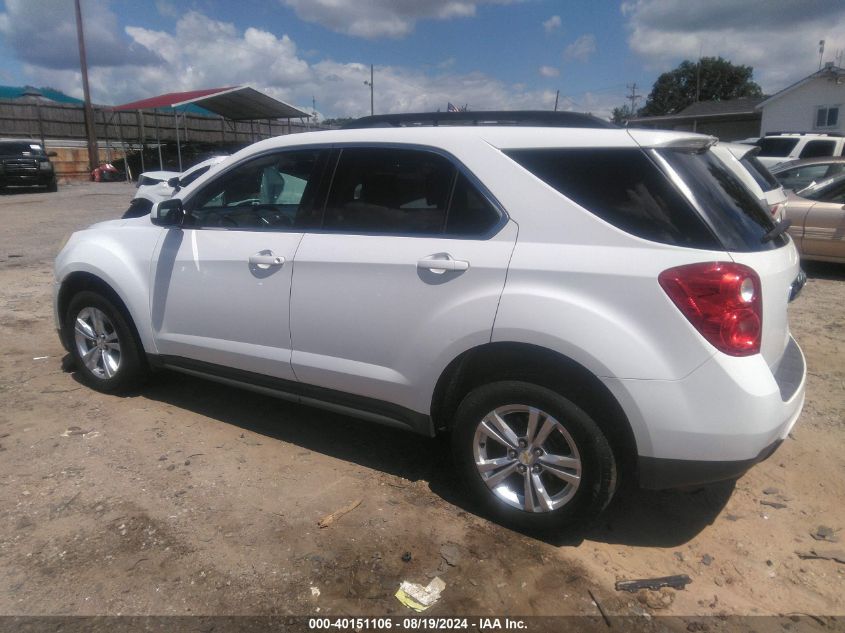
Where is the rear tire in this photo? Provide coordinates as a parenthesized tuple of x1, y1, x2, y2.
(46, 177, 58, 193)
(64, 291, 147, 393)
(451, 381, 617, 531)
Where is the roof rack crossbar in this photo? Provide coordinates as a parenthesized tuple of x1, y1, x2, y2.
(342, 110, 615, 129)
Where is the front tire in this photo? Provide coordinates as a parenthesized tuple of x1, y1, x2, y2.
(64, 291, 147, 393)
(451, 381, 617, 531)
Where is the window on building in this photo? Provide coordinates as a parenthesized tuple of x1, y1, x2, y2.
(815, 105, 840, 129)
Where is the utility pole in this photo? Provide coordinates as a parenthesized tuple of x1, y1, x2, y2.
(74, 0, 99, 172)
(363, 64, 374, 116)
(554, 90, 560, 111)
(626, 83, 641, 115)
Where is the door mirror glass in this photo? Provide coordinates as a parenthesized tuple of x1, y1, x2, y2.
(151, 198, 184, 227)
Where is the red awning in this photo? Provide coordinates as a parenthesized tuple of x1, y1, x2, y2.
(111, 86, 309, 120)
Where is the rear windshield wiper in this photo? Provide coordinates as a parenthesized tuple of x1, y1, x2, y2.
(762, 218, 792, 243)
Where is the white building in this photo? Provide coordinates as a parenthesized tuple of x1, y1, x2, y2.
(758, 63, 845, 135)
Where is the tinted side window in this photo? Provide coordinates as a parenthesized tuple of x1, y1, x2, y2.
(799, 140, 836, 158)
(324, 148, 455, 235)
(179, 165, 211, 187)
(445, 173, 501, 235)
(757, 138, 799, 157)
(188, 150, 324, 230)
(740, 155, 779, 191)
(505, 148, 719, 249)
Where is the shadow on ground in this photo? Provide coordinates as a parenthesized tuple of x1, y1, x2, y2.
(803, 260, 845, 281)
(71, 363, 736, 550)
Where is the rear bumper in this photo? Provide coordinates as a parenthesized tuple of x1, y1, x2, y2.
(637, 438, 784, 489)
(603, 335, 806, 489)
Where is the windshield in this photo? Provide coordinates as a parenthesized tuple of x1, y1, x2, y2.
(0, 142, 46, 156)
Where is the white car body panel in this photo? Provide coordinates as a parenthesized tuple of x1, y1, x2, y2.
(133, 156, 229, 206)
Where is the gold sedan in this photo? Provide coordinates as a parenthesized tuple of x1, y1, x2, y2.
(785, 175, 845, 263)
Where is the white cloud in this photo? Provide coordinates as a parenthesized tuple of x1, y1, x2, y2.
(539, 65, 560, 77)
(14, 9, 569, 118)
(563, 34, 597, 62)
(279, 0, 520, 39)
(543, 15, 561, 33)
(0, 0, 160, 69)
(622, 0, 845, 92)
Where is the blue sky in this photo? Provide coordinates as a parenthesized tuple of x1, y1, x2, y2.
(0, 0, 843, 119)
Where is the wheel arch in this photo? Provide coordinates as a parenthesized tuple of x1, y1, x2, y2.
(431, 341, 638, 479)
(57, 271, 147, 367)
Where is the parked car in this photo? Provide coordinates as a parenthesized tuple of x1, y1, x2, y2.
(125, 155, 229, 217)
(710, 141, 788, 220)
(0, 139, 58, 192)
(53, 111, 806, 530)
(771, 157, 845, 191)
(754, 133, 845, 169)
(784, 173, 845, 263)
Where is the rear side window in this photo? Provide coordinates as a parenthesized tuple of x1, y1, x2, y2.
(757, 138, 799, 157)
(799, 140, 836, 158)
(323, 147, 501, 236)
(505, 148, 719, 249)
(657, 149, 785, 251)
(740, 155, 780, 191)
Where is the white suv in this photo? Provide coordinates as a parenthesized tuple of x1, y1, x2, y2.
(753, 133, 845, 169)
(53, 112, 806, 530)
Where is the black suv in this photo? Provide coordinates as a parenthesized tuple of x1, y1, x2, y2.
(0, 140, 58, 192)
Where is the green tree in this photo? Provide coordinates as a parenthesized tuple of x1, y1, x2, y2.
(640, 57, 763, 117)
(611, 105, 635, 125)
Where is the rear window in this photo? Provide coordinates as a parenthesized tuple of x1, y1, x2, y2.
(740, 155, 780, 191)
(505, 148, 719, 249)
(757, 138, 799, 157)
(506, 147, 784, 252)
(656, 148, 785, 251)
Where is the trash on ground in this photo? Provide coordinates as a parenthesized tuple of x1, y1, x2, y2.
(395, 577, 446, 612)
(60, 427, 93, 437)
(317, 498, 362, 528)
(401, 551, 412, 562)
(795, 548, 845, 564)
(310, 586, 320, 597)
(810, 526, 840, 543)
(615, 574, 691, 592)
(32, 356, 48, 361)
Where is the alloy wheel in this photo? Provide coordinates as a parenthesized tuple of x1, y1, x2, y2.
(73, 306, 122, 380)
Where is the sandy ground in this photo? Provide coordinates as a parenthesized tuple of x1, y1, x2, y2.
(0, 182, 843, 621)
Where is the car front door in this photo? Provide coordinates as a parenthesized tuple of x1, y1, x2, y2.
(150, 148, 329, 380)
(288, 147, 517, 419)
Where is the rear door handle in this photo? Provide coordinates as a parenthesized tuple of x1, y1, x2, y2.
(249, 253, 285, 268)
(417, 254, 470, 273)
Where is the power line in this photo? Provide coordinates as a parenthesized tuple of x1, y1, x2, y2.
(626, 83, 642, 113)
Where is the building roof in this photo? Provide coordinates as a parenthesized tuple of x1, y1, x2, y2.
(112, 86, 310, 120)
(0, 85, 83, 104)
(629, 97, 763, 124)
(758, 64, 845, 109)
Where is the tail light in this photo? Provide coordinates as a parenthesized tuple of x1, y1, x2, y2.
(770, 203, 782, 218)
(659, 262, 762, 356)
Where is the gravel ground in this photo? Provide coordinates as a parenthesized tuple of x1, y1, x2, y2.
(0, 182, 843, 622)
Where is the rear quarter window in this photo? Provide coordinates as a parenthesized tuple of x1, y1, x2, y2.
(799, 140, 836, 158)
(504, 148, 720, 249)
(757, 138, 799, 157)
(740, 155, 780, 192)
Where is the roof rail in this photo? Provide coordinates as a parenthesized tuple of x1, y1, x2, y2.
(764, 131, 845, 137)
(342, 110, 616, 129)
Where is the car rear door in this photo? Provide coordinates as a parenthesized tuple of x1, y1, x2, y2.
(288, 146, 517, 417)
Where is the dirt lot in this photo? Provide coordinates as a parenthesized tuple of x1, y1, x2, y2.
(0, 182, 843, 621)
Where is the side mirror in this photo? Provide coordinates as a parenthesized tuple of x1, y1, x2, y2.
(150, 198, 185, 227)
(167, 176, 181, 192)
(46, 151, 58, 157)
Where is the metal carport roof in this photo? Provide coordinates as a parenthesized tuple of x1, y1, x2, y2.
(112, 86, 310, 120)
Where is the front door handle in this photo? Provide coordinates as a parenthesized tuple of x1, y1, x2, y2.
(249, 253, 285, 268)
(417, 254, 470, 273)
